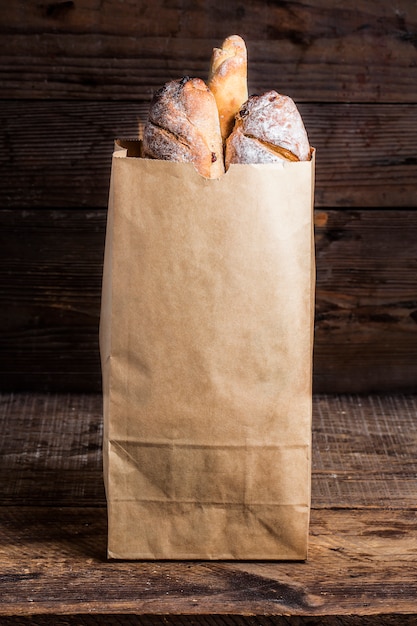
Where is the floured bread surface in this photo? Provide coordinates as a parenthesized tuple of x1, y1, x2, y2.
(143, 77, 224, 179)
(224, 125, 291, 166)
(208, 35, 248, 142)
(225, 91, 311, 168)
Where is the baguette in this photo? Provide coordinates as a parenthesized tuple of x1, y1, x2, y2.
(208, 35, 248, 142)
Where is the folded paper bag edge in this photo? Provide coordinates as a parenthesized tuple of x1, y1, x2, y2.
(112, 140, 315, 178)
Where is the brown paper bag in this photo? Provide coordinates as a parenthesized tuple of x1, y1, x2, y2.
(100, 140, 315, 560)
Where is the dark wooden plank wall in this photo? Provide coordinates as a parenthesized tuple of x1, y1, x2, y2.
(1, 1, 417, 393)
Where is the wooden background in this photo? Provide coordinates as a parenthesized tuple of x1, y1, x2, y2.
(1, 0, 417, 393)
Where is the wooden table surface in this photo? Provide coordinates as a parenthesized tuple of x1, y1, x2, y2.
(0, 392, 416, 625)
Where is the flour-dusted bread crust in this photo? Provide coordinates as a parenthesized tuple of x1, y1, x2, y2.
(225, 91, 311, 168)
(143, 77, 225, 179)
(208, 35, 248, 142)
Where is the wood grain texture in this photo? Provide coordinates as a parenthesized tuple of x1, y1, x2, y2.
(312, 394, 417, 509)
(1, 618, 417, 626)
(0, 1, 417, 102)
(1, 100, 417, 209)
(0, 209, 104, 391)
(0, 392, 416, 620)
(0, 508, 416, 617)
(1, 393, 416, 510)
(314, 210, 417, 393)
(1, 208, 417, 393)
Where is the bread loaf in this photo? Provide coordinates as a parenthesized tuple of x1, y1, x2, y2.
(143, 39, 312, 177)
(225, 91, 311, 168)
(143, 76, 224, 179)
(208, 35, 248, 142)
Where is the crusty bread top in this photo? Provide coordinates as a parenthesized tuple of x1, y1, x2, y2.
(226, 91, 311, 165)
(208, 35, 248, 142)
(143, 77, 224, 179)
(225, 125, 293, 168)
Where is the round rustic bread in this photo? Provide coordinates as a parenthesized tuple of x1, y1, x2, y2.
(143, 76, 224, 179)
(225, 91, 311, 167)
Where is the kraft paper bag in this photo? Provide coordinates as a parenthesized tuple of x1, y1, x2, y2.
(100, 140, 315, 560)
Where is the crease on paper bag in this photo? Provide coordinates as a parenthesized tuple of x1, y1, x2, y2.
(107, 437, 311, 559)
